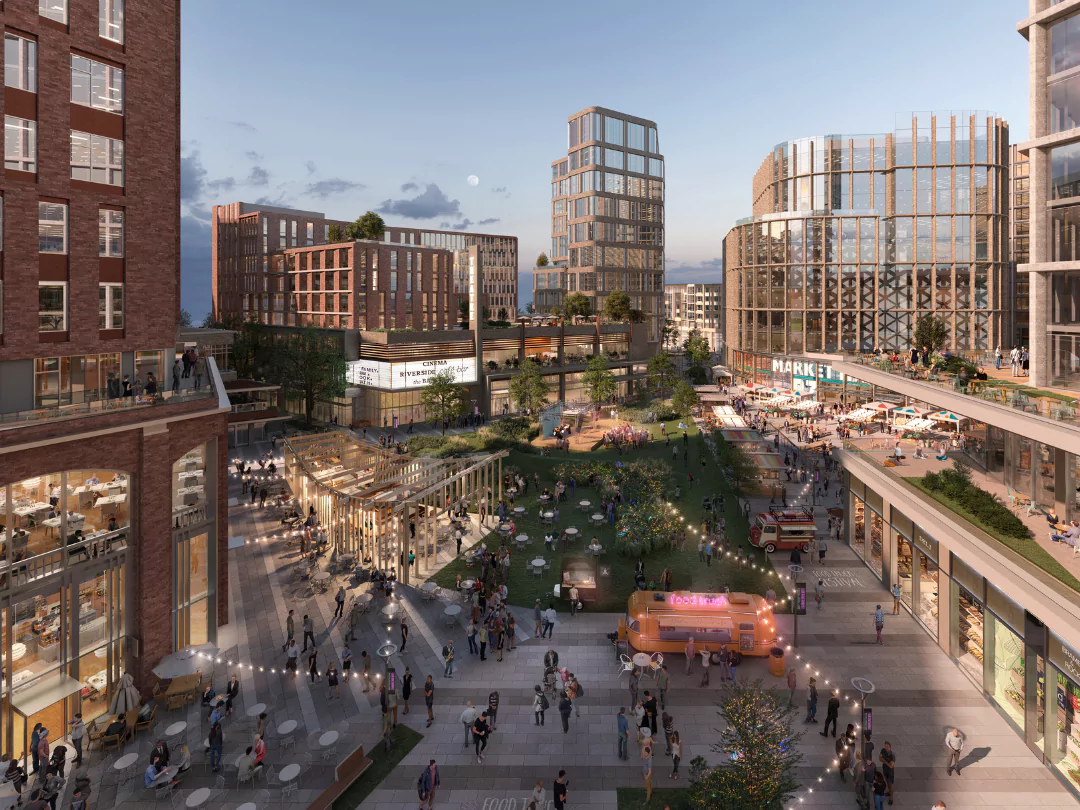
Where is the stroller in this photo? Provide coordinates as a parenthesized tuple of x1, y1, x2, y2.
(542, 667, 559, 700)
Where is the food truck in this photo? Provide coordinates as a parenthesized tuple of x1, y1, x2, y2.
(749, 507, 816, 553)
(623, 590, 776, 656)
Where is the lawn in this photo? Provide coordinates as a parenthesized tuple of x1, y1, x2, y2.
(906, 478, 1080, 593)
(331, 725, 423, 810)
(428, 419, 787, 612)
(617, 786, 695, 810)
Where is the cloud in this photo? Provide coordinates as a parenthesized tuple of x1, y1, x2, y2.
(228, 120, 258, 134)
(245, 150, 263, 162)
(451, 219, 473, 231)
(247, 165, 270, 186)
(491, 187, 506, 193)
(305, 178, 366, 198)
(377, 183, 461, 220)
(439, 222, 451, 229)
(400, 182, 419, 192)
(665, 257, 725, 284)
(206, 177, 236, 194)
(306, 161, 317, 175)
(477, 217, 500, 226)
(180, 214, 213, 324)
(180, 151, 207, 203)
(253, 192, 293, 207)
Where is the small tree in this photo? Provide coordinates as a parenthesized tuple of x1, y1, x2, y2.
(716, 436, 758, 492)
(508, 358, 550, 414)
(345, 211, 386, 241)
(564, 292, 591, 319)
(231, 321, 274, 380)
(671, 380, 699, 415)
(628, 308, 646, 324)
(270, 327, 347, 428)
(536, 252, 549, 267)
(200, 312, 216, 328)
(179, 309, 193, 327)
(327, 224, 344, 243)
(458, 298, 469, 325)
(913, 314, 950, 353)
(647, 352, 678, 397)
(692, 680, 803, 810)
(420, 369, 466, 435)
(661, 317, 678, 348)
(525, 302, 536, 315)
(583, 355, 616, 405)
(603, 290, 632, 323)
(497, 307, 508, 321)
(684, 329, 713, 373)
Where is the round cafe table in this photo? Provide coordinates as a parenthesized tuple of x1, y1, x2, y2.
(632, 652, 651, 668)
(531, 558, 546, 569)
(381, 605, 399, 622)
(319, 730, 339, 747)
(459, 579, 475, 590)
(444, 604, 462, 618)
(565, 527, 579, 537)
(277, 719, 297, 736)
(515, 534, 528, 544)
(185, 787, 211, 808)
(246, 702, 266, 717)
(356, 592, 373, 605)
(579, 500, 591, 509)
(420, 582, 438, 593)
(113, 752, 138, 771)
(165, 720, 187, 737)
(498, 523, 511, 533)
(513, 506, 525, 514)
(278, 763, 301, 784)
(542, 512, 554, 520)
(313, 572, 330, 583)
(235, 804, 257, 810)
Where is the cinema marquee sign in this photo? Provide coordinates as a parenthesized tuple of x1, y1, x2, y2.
(347, 357, 477, 390)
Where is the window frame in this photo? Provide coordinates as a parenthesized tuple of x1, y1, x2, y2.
(99, 282, 124, 329)
(70, 130, 125, 186)
(5, 116, 36, 172)
(5, 34, 37, 93)
(99, 208, 124, 257)
(39, 0, 67, 24)
(70, 56, 124, 114)
(39, 202, 68, 254)
(99, 0, 124, 43)
(39, 282, 68, 332)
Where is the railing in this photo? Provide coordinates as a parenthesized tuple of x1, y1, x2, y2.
(4, 527, 129, 589)
(173, 503, 208, 529)
(0, 385, 217, 429)
(230, 402, 267, 414)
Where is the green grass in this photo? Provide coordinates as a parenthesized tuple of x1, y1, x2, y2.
(330, 725, 423, 810)
(617, 786, 695, 810)
(906, 478, 1080, 593)
(429, 419, 786, 611)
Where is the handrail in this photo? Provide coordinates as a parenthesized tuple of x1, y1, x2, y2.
(4, 527, 129, 589)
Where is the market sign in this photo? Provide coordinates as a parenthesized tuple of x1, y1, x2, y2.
(667, 593, 728, 608)
(346, 357, 477, 390)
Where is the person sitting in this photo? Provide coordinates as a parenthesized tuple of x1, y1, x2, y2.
(143, 761, 161, 789)
(104, 714, 128, 743)
(200, 684, 217, 706)
(237, 746, 260, 781)
(252, 736, 266, 769)
(175, 745, 191, 774)
(1051, 520, 1080, 546)
(106, 515, 120, 532)
(1046, 508, 1061, 528)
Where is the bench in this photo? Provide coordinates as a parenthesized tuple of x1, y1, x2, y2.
(306, 744, 373, 810)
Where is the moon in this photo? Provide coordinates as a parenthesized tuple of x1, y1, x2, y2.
(467, 175, 479, 186)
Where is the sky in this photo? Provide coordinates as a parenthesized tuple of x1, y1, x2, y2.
(179, 0, 1029, 322)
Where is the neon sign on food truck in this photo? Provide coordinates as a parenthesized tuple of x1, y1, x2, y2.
(667, 593, 729, 608)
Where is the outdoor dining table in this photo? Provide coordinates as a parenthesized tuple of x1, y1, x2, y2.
(498, 523, 512, 533)
(588, 544, 603, 556)
(542, 511, 554, 520)
(278, 763, 301, 784)
(579, 500, 591, 510)
(460, 579, 475, 590)
(513, 506, 525, 514)
(592, 513, 604, 525)
(319, 730, 339, 747)
(515, 534, 528, 544)
(234, 804, 256, 810)
(632, 652, 651, 668)
(565, 527, 579, 538)
(444, 604, 462, 618)
(313, 572, 330, 583)
(165, 720, 187, 737)
(246, 702, 266, 717)
(277, 719, 297, 735)
(114, 752, 139, 771)
(531, 558, 546, 569)
(185, 787, 212, 808)
(381, 605, 399, 621)
(421, 582, 438, 593)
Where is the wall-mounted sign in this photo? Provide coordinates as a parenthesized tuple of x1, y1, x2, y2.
(347, 357, 477, 390)
(667, 593, 728, 608)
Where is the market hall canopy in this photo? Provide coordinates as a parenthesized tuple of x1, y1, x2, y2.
(750, 453, 785, 469)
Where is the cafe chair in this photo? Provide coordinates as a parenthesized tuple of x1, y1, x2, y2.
(154, 779, 176, 800)
(135, 706, 157, 738)
(101, 733, 123, 753)
(618, 654, 634, 677)
(86, 719, 105, 750)
(237, 766, 256, 791)
(300, 751, 315, 780)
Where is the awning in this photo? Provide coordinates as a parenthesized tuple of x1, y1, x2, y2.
(11, 673, 84, 718)
(712, 366, 734, 378)
(720, 429, 764, 443)
(751, 453, 785, 469)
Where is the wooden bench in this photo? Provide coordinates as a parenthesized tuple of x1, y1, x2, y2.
(306, 744, 373, 810)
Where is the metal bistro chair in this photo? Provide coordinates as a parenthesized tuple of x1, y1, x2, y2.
(618, 654, 634, 678)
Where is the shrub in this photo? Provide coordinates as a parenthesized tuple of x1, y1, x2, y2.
(654, 405, 680, 423)
(480, 416, 537, 443)
(916, 466, 1029, 541)
(408, 435, 450, 453)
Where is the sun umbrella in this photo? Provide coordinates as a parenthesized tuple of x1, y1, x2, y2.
(108, 672, 141, 715)
(930, 410, 965, 433)
(864, 401, 898, 412)
(152, 642, 221, 680)
(894, 405, 932, 417)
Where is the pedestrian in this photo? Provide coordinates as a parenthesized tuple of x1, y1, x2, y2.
(890, 583, 902, 615)
(459, 701, 476, 747)
(643, 690, 658, 735)
(487, 690, 500, 731)
(699, 645, 711, 686)
(857, 752, 877, 810)
(208, 721, 223, 772)
(401, 667, 413, 714)
(418, 759, 439, 810)
(657, 664, 670, 709)
(285, 640, 300, 672)
(628, 667, 639, 708)
(873, 604, 885, 645)
(818, 535, 827, 564)
(662, 710, 674, 756)
(334, 587, 346, 618)
(670, 729, 682, 780)
(640, 728, 654, 802)
(283, 609, 295, 652)
(553, 770, 569, 810)
(327, 662, 339, 698)
(558, 690, 572, 733)
(307, 647, 320, 683)
(716, 646, 730, 682)
(68, 714, 85, 768)
(945, 728, 963, 775)
(302, 614, 315, 651)
(820, 689, 840, 737)
(836, 731, 852, 783)
(530, 779, 545, 810)
(360, 649, 373, 691)
(533, 686, 547, 726)
(805, 677, 818, 723)
(534, 599, 542, 636)
(171, 360, 181, 391)
(478, 623, 488, 661)
(698, 537, 705, 562)
(879, 740, 896, 805)
(617, 707, 630, 760)
(705, 541, 712, 566)
(424, 675, 435, 727)
(346, 602, 361, 642)
(442, 640, 455, 678)
(685, 637, 694, 675)
(815, 579, 824, 609)
(872, 769, 888, 810)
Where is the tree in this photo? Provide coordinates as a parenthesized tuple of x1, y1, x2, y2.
(536, 252, 549, 267)
(671, 380, 699, 415)
(497, 307, 508, 321)
(327, 224, 344, 243)
(684, 329, 713, 373)
(647, 352, 678, 397)
(716, 436, 758, 492)
(420, 369, 466, 435)
(913, 314, 950, 353)
(564, 292, 591, 319)
(458, 298, 469, 325)
(691, 681, 803, 810)
(508, 358, 550, 414)
(525, 302, 536, 315)
(269, 327, 347, 428)
(661, 317, 678, 348)
(231, 321, 273, 380)
(345, 211, 386, 241)
(628, 308, 646, 324)
(179, 309, 193, 327)
(582, 355, 616, 405)
(200, 312, 216, 328)
(603, 290, 632, 323)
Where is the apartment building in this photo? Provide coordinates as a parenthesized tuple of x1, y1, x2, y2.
(0, 0, 229, 747)
(1009, 145, 1031, 348)
(544, 107, 665, 343)
(663, 282, 724, 354)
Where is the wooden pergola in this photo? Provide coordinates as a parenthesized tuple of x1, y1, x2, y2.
(282, 431, 506, 583)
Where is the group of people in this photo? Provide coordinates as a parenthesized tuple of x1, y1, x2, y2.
(600, 422, 651, 452)
(994, 345, 1030, 376)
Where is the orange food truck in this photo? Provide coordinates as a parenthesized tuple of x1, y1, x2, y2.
(623, 590, 777, 656)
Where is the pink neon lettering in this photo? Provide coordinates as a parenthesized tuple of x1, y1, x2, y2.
(667, 594, 728, 608)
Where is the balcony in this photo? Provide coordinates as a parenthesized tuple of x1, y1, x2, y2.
(0, 526, 129, 591)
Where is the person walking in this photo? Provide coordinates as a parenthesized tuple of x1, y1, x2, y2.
(208, 721, 223, 772)
(873, 604, 885, 645)
(945, 728, 964, 775)
(307, 647, 320, 683)
(640, 729, 654, 802)
(836, 731, 853, 784)
(302, 614, 315, 651)
(786, 668, 797, 706)
(171, 360, 181, 392)
(442, 640, 455, 678)
(815, 579, 825, 610)
(424, 675, 435, 728)
(553, 770, 569, 810)
(533, 686, 547, 726)
(628, 667, 640, 709)
(285, 640, 300, 672)
(699, 646, 711, 686)
(818, 534, 827, 564)
(657, 664, 670, 709)
(401, 667, 413, 714)
(872, 769, 888, 810)
(478, 623, 488, 661)
(669, 729, 682, 780)
(805, 677, 818, 724)
(728, 648, 741, 685)
(879, 741, 896, 805)
(890, 583, 902, 615)
(360, 650, 373, 691)
(346, 602, 361, 642)
(685, 637, 695, 675)
(487, 690, 500, 731)
(534, 599, 543, 636)
(643, 690, 658, 735)
(617, 707, 630, 760)
(283, 609, 295, 652)
(471, 711, 490, 763)
(326, 662, 339, 698)
(334, 587, 346, 619)
(661, 710, 674, 756)
(459, 701, 476, 748)
(821, 690, 840, 737)
(558, 691, 572, 734)
(418, 760, 439, 810)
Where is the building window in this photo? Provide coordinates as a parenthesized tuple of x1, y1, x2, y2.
(604, 117, 624, 146)
(99, 283, 123, 329)
(39, 202, 68, 253)
(5, 35, 36, 92)
(99, 0, 123, 43)
(99, 209, 123, 256)
(39, 282, 67, 331)
(70, 56, 123, 114)
(306, 222, 313, 245)
(39, 0, 67, 24)
(71, 131, 124, 186)
(5, 116, 36, 172)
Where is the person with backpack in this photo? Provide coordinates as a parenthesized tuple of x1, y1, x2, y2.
(417, 759, 439, 810)
(558, 691, 573, 734)
(567, 675, 582, 718)
(533, 685, 548, 726)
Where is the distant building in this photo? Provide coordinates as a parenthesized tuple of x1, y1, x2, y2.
(663, 283, 724, 355)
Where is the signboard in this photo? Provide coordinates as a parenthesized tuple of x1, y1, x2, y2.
(1051, 634, 1080, 685)
(347, 357, 477, 390)
(862, 707, 872, 735)
(667, 593, 729, 608)
(797, 583, 806, 612)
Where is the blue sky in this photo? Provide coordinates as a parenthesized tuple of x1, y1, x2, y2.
(180, 0, 1029, 321)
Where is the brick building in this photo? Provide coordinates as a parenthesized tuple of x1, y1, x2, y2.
(0, 0, 228, 750)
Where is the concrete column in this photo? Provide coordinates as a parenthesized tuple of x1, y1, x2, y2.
(1030, 270, 1050, 387)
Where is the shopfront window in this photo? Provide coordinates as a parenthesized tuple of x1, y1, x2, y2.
(951, 556, 985, 687)
(917, 550, 939, 638)
(174, 532, 209, 649)
(986, 584, 1025, 730)
(1048, 635, 1080, 792)
(12, 584, 63, 690)
(868, 509, 883, 580)
(173, 445, 207, 522)
(896, 536, 914, 611)
(1038, 443, 1058, 510)
(851, 495, 866, 560)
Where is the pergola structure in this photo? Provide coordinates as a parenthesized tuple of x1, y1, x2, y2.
(282, 431, 507, 583)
